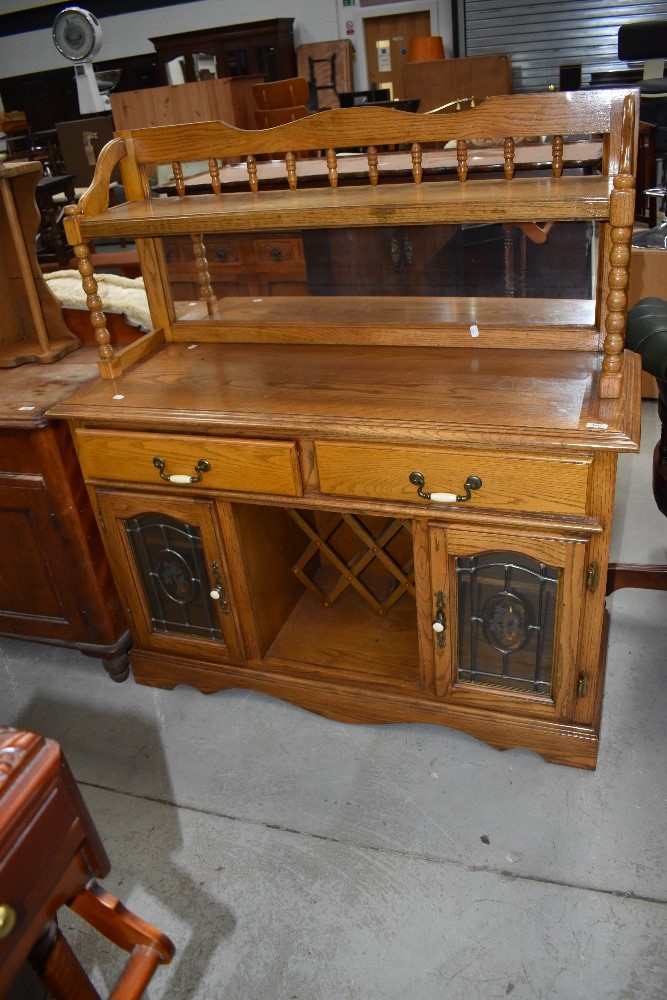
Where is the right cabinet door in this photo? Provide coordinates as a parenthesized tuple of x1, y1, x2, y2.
(428, 522, 591, 722)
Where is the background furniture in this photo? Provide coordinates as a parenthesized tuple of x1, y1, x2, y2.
(0, 161, 79, 366)
(606, 296, 667, 594)
(0, 159, 132, 677)
(627, 246, 664, 398)
(110, 76, 261, 134)
(403, 54, 513, 113)
(0, 354, 132, 680)
(55, 116, 118, 188)
(52, 93, 640, 769)
(2, 129, 63, 176)
(0, 725, 174, 998)
(34, 172, 76, 267)
(252, 77, 310, 129)
(297, 40, 354, 111)
(618, 20, 667, 249)
(150, 19, 296, 86)
(626, 298, 667, 519)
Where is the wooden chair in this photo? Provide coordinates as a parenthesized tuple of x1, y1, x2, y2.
(0, 726, 174, 1000)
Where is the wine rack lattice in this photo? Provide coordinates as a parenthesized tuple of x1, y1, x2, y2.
(287, 510, 415, 616)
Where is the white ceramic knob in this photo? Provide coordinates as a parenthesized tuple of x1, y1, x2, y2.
(210, 588, 221, 600)
(429, 491, 458, 503)
(432, 620, 445, 633)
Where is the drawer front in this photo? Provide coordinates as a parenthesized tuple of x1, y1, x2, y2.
(164, 235, 247, 266)
(202, 236, 245, 265)
(315, 442, 591, 516)
(253, 236, 304, 268)
(76, 430, 302, 497)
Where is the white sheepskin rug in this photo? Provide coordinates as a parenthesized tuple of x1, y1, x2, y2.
(44, 269, 151, 331)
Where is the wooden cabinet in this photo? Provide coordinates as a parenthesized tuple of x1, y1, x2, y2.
(0, 163, 129, 677)
(402, 54, 513, 113)
(50, 92, 642, 767)
(150, 19, 296, 86)
(0, 360, 131, 678)
(110, 77, 262, 134)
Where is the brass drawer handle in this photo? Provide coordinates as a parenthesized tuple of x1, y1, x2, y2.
(409, 471, 482, 503)
(0, 904, 17, 939)
(153, 457, 211, 484)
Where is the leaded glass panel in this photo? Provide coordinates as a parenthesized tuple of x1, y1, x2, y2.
(456, 551, 559, 696)
(125, 513, 223, 641)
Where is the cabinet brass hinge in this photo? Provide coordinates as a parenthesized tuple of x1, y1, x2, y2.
(432, 590, 446, 651)
(577, 673, 588, 698)
(586, 562, 600, 592)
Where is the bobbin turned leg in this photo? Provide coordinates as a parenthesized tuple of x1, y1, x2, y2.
(70, 241, 114, 363)
(599, 172, 636, 398)
(191, 233, 217, 314)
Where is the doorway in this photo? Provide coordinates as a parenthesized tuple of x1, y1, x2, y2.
(363, 10, 432, 100)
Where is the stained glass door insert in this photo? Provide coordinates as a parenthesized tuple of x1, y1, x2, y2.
(125, 513, 223, 640)
(456, 551, 559, 695)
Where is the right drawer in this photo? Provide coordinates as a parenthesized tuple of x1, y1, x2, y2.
(314, 442, 592, 516)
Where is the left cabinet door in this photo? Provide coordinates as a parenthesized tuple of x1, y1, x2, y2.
(96, 490, 243, 664)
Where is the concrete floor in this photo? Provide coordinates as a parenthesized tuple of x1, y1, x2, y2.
(1, 402, 665, 1000)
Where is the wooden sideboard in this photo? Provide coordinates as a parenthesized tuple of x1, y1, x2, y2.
(50, 93, 642, 768)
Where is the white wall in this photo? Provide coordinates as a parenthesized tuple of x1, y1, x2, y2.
(0, 0, 454, 89)
(336, 0, 453, 91)
(0, 0, 340, 79)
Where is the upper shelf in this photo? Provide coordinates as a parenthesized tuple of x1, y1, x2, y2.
(69, 90, 638, 243)
(78, 174, 616, 240)
(62, 91, 640, 398)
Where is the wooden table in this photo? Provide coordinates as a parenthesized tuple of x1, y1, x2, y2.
(0, 160, 79, 366)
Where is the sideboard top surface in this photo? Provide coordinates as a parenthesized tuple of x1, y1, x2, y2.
(47, 342, 641, 452)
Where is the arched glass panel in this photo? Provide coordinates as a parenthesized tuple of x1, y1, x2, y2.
(125, 513, 223, 641)
(456, 551, 559, 696)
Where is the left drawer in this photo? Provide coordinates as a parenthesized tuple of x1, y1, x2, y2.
(75, 429, 303, 497)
